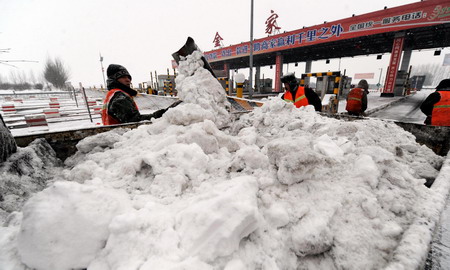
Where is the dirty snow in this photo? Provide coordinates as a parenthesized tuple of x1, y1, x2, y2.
(0, 50, 447, 270)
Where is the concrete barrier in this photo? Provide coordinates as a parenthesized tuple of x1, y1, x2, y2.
(87, 100, 96, 107)
(2, 103, 16, 114)
(93, 105, 102, 114)
(49, 102, 60, 109)
(43, 108, 61, 118)
(24, 114, 48, 127)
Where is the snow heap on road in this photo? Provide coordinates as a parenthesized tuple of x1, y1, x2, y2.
(0, 139, 61, 221)
(0, 50, 447, 270)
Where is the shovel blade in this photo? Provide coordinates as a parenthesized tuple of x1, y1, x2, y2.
(172, 37, 216, 78)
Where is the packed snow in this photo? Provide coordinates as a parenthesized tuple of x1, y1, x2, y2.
(0, 50, 448, 270)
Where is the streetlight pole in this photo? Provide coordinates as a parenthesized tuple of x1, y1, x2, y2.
(99, 52, 107, 90)
(377, 67, 383, 91)
(249, 0, 254, 99)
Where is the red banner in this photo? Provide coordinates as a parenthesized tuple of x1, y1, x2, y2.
(383, 36, 405, 93)
(275, 54, 283, 92)
(205, 0, 450, 62)
(354, 73, 375, 79)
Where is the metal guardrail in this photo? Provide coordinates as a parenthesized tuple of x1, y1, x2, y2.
(14, 121, 146, 161)
(0, 91, 78, 99)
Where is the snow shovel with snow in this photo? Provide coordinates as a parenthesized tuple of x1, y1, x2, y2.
(172, 37, 264, 113)
(172, 37, 217, 78)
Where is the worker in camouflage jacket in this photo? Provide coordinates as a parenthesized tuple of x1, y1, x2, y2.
(102, 64, 179, 125)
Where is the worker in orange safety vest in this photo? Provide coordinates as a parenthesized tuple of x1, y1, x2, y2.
(280, 73, 322, 112)
(420, 78, 450, 126)
(346, 79, 369, 116)
(102, 64, 181, 126)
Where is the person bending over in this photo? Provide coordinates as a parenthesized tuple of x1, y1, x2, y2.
(280, 73, 322, 112)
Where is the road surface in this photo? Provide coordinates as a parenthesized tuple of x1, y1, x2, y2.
(368, 90, 432, 124)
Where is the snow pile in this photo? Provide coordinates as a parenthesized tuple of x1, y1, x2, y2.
(17, 181, 132, 269)
(0, 50, 446, 270)
(0, 116, 17, 162)
(0, 139, 61, 222)
(173, 51, 231, 128)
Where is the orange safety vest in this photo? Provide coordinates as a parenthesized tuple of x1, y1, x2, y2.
(101, 89, 138, 125)
(284, 87, 309, 108)
(431, 91, 450, 126)
(346, 88, 364, 112)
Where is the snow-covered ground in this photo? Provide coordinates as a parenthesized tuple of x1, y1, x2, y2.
(368, 90, 431, 124)
(0, 91, 178, 137)
(1, 76, 421, 138)
(1, 51, 449, 270)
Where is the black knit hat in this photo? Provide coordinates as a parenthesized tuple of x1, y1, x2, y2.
(436, 79, 450, 90)
(107, 64, 132, 81)
(281, 73, 299, 91)
(280, 73, 297, 84)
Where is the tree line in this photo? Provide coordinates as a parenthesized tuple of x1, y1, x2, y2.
(0, 57, 70, 91)
(410, 63, 450, 86)
(1, 58, 448, 91)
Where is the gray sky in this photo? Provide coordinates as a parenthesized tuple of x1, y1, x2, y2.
(1, 0, 449, 88)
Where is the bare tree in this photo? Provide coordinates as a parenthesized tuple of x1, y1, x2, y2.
(8, 70, 19, 85)
(17, 70, 27, 84)
(7, 70, 31, 90)
(43, 57, 70, 90)
(411, 63, 450, 86)
(28, 70, 37, 85)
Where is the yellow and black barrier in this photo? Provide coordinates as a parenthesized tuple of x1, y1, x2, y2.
(300, 71, 341, 86)
(218, 77, 230, 93)
(299, 71, 342, 114)
(236, 83, 244, 98)
(300, 71, 342, 95)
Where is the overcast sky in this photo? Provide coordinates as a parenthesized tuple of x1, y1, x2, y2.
(1, 0, 449, 88)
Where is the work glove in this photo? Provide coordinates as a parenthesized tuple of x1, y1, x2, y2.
(151, 108, 167, 119)
(150, 100, 183, 119)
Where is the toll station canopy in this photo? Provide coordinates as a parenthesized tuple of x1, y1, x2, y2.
(204, 0, 450, 71)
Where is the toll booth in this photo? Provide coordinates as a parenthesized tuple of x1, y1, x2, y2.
(157, 75, 176, 96)
(259, 78, 273, 93)
(410, 75, 426, 91)
(138, 82, 149, 94)
(394, 70, 410, 96)
(300, 71, 351, 114)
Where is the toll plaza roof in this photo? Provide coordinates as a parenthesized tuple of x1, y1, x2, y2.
(204, 0, 450, 70)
